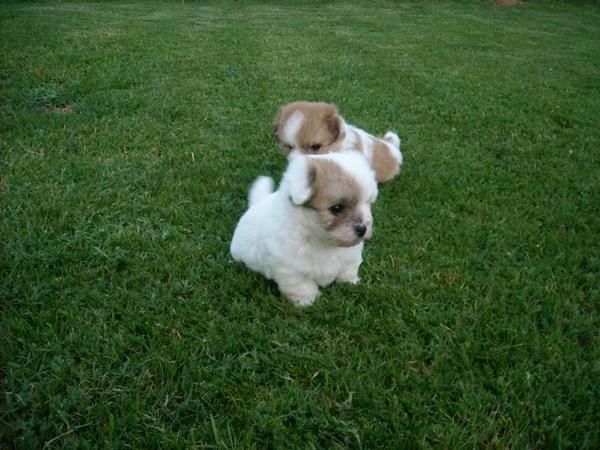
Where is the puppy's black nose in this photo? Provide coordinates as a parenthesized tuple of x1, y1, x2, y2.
(354, 223, 367, 237)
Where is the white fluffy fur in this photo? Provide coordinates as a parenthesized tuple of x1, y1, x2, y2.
(230, 152, 377, 306)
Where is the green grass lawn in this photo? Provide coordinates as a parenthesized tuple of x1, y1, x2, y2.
(1, 0, 599, 447)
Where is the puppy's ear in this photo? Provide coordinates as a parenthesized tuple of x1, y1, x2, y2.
(325, 108, 342, 141)
(273, 109, 288, 153)
(286, 154, 315, 205)
(272, 107, 281, 138)
(273, 123, 289, 154)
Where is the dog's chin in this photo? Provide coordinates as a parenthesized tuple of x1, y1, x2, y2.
(327, 234, 365, 248)
(335, 238, 363, 248)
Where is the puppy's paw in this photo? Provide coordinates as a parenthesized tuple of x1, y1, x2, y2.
(279, 279, 320, 307)
(338, 275, 360, 285)
(337, 265, 361, 284)
(288, 292, 319, 307)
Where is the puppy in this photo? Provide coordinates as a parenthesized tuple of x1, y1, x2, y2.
(273, 101, 403, 183)
(230, 151, 378, 306)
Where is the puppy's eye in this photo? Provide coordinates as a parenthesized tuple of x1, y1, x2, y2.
(329, 204, 344, 215)
(310, 144, 322, 152)
(283, 144, 293, 152)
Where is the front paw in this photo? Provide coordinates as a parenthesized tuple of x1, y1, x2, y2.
(287, 292, 319, 307)
(337, 267, 360, 284)
(279, 281, 320, 307)
(338, 275, 360, 285)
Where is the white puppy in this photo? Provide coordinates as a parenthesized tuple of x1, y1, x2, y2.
(230, 151, 378, 306)
(274, 101, 403, 183)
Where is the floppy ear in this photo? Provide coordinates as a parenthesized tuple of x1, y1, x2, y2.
(272, 104, 284, 142)
(325, 109, 342, 141)
(286, 154, 315, 205)
(272, 121, 284, 149)
(272, 111, 282, 142)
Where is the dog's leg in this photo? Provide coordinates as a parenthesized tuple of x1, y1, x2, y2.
(277, 277, 320, 306)
(336, 262, 361, 284)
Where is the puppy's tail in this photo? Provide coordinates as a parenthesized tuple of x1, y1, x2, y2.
(248, 176, 274, 206)
(384, 131, 403, 167)
(383, 131, 401, 149)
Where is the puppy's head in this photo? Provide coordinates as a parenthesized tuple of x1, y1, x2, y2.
(274, 101, 345, 156)
(283, 152, 378, 247)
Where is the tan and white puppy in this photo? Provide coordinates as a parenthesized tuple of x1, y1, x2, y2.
(274, 101, 403, 183)
(230, 151, 378, 306)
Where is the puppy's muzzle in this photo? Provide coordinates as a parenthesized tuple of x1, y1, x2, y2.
(354, 223, 367, 238)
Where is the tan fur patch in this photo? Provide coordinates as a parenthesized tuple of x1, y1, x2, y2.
(371, 139, 400, 183)
(304, 158, 363, 240)
(274, 102, 345, 155)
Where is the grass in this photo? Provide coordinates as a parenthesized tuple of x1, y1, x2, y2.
(1, 0, 599, 448)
